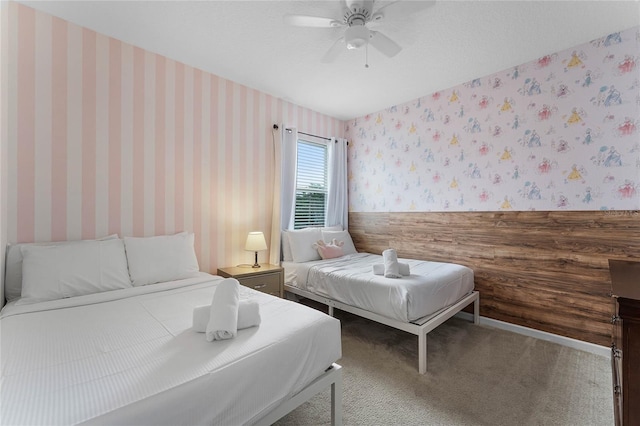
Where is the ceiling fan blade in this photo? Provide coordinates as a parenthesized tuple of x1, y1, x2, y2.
(321, 37, 345, 63)
(283, 14, 343, 28)
(371, 0, 435, 23)
(369, 31, 402, 57)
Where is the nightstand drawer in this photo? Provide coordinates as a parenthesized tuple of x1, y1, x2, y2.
(239, 274, 280, 296)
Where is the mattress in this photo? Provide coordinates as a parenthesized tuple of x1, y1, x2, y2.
(283, 253, 474, 322)
(0, 273, 342, 425)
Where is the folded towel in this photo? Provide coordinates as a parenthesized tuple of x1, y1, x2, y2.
(383, 248, 401, 278)
(206, 278, 240, 341)
(193, 300, 261, 333)
(373, 263, 410, 276)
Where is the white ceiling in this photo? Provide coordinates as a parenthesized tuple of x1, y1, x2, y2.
(21, 0, 640, 121)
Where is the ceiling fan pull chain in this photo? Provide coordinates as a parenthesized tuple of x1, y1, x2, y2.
(365, 43, 369, 68)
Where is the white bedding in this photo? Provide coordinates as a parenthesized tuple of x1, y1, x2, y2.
(0, 272, 341, 425)
(283, 253, 474, 322)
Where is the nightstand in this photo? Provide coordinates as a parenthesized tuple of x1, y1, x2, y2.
(216, 264, 284, 298)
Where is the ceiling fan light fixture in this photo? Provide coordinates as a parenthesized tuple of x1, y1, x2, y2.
(345, 25, 369, 50)
(285, 0, 432, 63)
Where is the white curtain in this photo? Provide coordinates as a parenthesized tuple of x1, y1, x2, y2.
(280, 127, 298, 231)
(326, 137, 348, 230)
(269, 125, 283, 265)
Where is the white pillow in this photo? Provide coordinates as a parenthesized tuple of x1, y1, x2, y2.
(281, 230, 294, 262)
(281, 226, 342, 262)
(124, 232, 200, 286)
(4, 234, 118, 302)
(287, 228, 323, 263)
(20, 238, 132, 303)
(321, 230, 357, 255)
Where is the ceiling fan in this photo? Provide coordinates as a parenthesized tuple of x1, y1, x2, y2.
(284, 0, 435, 63)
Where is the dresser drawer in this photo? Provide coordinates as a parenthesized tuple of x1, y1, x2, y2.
(238, 273, 280, 296)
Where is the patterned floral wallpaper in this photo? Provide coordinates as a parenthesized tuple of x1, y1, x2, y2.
(346, 26, 640, 212)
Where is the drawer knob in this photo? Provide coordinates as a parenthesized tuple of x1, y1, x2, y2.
(254, 284, 267, 289)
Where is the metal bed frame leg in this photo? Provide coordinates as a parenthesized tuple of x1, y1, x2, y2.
(418, 331, 427, 375)
(331, 366, 343, 426)
(473, 293, 480, 325)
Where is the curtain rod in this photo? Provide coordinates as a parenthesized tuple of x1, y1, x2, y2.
(284, 128, 331, 141)
(274, 124, 346, 144)
(299, 131, 348, 145)
(298, 131, 332, 141)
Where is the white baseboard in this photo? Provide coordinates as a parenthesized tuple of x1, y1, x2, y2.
(455, 312, 610, 358)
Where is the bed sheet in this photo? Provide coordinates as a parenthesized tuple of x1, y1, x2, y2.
(283, 253, 474, 322)
(0, 273, 341, 425)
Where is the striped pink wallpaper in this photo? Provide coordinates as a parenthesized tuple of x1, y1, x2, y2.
(2, 2, 345, 273)
(1, 2, 9, 303)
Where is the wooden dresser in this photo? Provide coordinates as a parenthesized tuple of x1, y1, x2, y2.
(609, 259, 640, 426)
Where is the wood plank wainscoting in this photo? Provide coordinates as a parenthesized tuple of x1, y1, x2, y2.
(349, 211, 640, 346)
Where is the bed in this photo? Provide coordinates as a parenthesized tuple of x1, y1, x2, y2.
(1, 234, 343, 425)
(281, 228, 479, 374)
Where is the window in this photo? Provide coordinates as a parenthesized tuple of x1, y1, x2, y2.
(294, 140, 328, 229)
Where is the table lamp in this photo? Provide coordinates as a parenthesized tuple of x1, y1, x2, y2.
(245, 231, 267, 268)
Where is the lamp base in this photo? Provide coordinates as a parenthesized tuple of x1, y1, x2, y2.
(252, 251, 260, 268)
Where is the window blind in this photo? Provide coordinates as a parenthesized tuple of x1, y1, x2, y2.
(294, 141, 327, 229)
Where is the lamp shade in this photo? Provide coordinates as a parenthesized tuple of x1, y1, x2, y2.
(245, 232, 267, 252)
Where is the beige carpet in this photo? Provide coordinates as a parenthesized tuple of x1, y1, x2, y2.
(275, 304, 613, 426)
